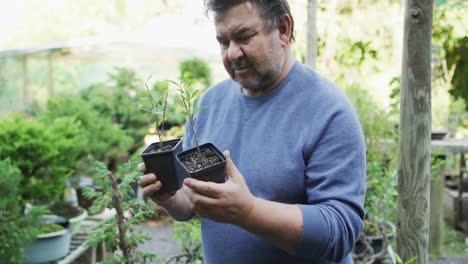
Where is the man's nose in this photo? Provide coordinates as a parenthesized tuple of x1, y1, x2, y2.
(227, 42, 244, 62)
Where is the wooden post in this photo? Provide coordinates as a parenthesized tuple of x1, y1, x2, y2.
(48, 53, 54, 99)
(397, 0, 434, 263)
(21, 55, 29, 107)
(306, 0, 318, 69)
(429, 155, 444, 257)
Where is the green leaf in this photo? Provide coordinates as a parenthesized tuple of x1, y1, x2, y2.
(192, 106, 207, 117)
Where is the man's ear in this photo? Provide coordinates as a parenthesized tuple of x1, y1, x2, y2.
(278, 14, 292, 46)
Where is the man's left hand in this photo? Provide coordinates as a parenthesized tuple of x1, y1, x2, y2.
(183, 150, 256, 225)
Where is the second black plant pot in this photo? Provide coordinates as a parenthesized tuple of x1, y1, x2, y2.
(140, 138, 183, 194)
(176, 143, 226, 183)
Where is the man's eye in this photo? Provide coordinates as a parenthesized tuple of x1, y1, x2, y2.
(218, 40, 229, 48)
(238, 35, 253, 44)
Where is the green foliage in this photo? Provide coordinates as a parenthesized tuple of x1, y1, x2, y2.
(83, 161, 155, 264)
(345, 84, 399, 234)
(172, 78, 206, 152)
(81, 67, 149, 155)
(396, 254, 417, 264)
(441, 221, 468, 257)
(165, 218, 204, 264)
(0, 159, 41, 264)
(337, 39, 378, 67)
(345, 84, 397, 165)
(446, 36, 468, 109)
(0, 115, 85, 203)
(164, 125, 186, 140)
(38, 94, 133, 171)
(152, 81, 186, 126)
(179, 58, 212, 89)
(431, 155, 446, 183)
(365, 163, 398, 226)
(142, 76, 169, 149)
(433, 5, 468, 110)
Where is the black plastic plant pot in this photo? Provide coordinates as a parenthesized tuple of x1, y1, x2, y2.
(176, 143, 226, 183)
(140, 138, 183, 194)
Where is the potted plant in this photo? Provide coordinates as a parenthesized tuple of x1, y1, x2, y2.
(48, 201, 88, 235)
(353, 162, 397, 263)
(170, 79, 226, 183)
(140, 77, 183, 193)
(23, 215, 72, 264)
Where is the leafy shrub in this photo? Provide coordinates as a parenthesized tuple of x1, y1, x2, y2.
(0, 159, 40, 264)
(433, 5, 468, 110)
(345, 85, 398, 228)
(167, 218, 204, 264)
(81, 67, 150, 154)
(0, 115, 86, 204)
(179, 58, 212, 89)
(345, 84, 397, 165)
(83, 161, 155, 264)
(37, 95, 133, 171)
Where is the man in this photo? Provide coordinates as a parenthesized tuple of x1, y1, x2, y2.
(138, 1, 366, 263)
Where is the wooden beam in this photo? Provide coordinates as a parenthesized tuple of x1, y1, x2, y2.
(397, 0, 434, 263)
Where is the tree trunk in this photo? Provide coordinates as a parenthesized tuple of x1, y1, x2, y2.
(397, 1, 434, 263)
(306, 0, 318, 69)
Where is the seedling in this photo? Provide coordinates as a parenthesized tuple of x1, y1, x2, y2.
(169, 78, 206, 162)
(142, 75, 169, 152)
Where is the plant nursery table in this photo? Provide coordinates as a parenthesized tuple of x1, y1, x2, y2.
(57, 208, 116, 264)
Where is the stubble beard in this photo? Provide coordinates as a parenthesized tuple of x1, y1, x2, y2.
(230, 54, 282, 92)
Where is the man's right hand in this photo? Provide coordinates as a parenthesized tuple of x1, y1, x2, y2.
(137, 163, 176, 204)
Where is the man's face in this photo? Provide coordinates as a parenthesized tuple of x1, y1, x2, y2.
(214, 3, 285, 91)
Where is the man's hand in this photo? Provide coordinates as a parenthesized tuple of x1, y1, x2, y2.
(183, 150, 256, 225)
(137, 163, 176, 204)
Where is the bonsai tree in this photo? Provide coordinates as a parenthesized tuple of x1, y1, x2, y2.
(0, 115, 87, 204)
(83, 161, 155, 264)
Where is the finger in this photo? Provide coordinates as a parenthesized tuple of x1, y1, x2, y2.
(138, 173, 157, 188)
(184, 188, 217, 211)
(223, 150, 241, 182)
(142, 181, 162, 197)
(137, 163, 146, 173)
(184, 178, 220, 198)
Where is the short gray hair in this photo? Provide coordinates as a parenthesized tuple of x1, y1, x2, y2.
(204, 0, 295, 43)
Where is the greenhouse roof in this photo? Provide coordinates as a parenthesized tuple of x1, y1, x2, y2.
(0, 15, 221, 63)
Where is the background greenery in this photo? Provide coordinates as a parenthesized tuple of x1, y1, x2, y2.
(0, 0, 466, 262)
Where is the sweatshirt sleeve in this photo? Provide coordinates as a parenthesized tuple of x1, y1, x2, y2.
(294, 101, 366, 262)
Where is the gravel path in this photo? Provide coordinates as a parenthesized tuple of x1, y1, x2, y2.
(137, 221, 180, 264)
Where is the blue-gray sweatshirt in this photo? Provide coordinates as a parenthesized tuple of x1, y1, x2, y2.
(182, 61, 366, 263)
